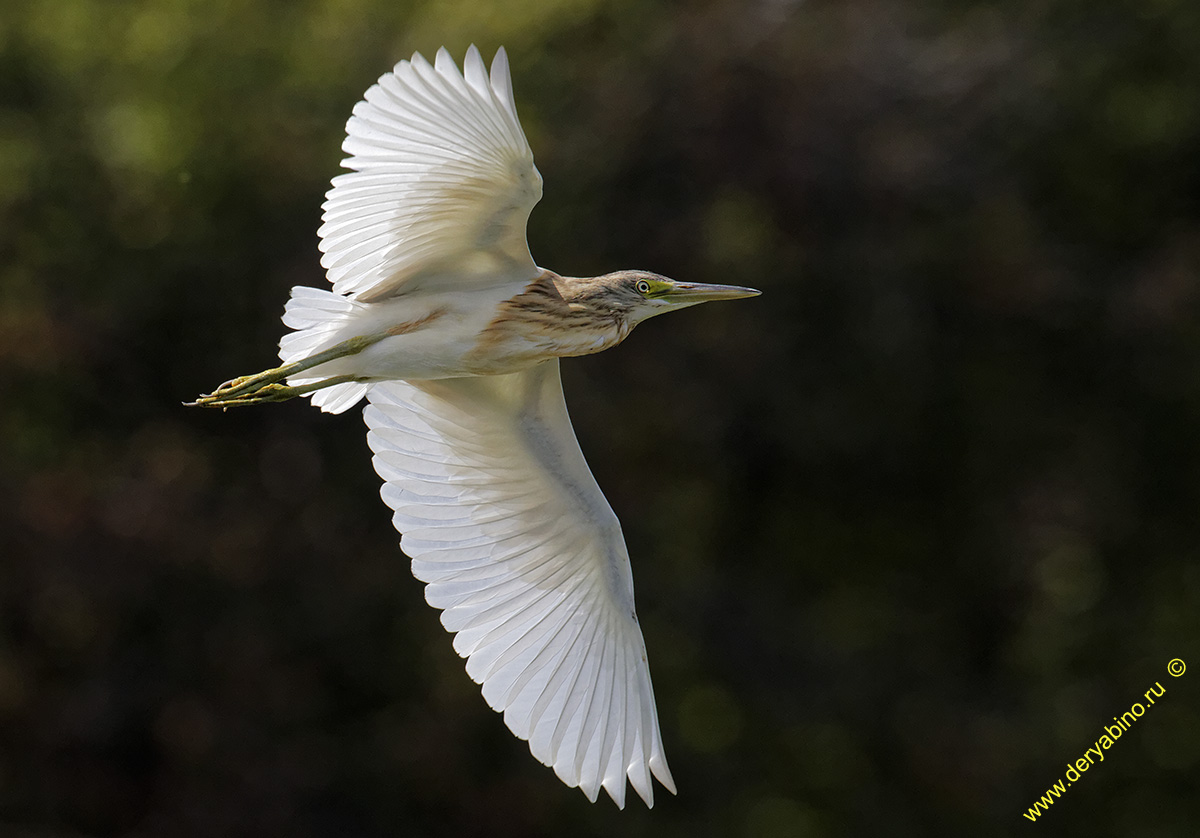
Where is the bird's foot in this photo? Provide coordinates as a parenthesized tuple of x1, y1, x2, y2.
(187, 371, 358, 408)
(186, 333, 387, 409)
(187, 361, 297, 408)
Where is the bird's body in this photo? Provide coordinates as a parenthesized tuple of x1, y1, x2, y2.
(191, 45, 757, 807)
(288, 268, 645, 387)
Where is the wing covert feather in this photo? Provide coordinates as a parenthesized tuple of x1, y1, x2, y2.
(362, 361, 674, 807)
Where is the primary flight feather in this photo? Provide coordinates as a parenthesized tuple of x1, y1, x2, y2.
(191, 45, 758, 807)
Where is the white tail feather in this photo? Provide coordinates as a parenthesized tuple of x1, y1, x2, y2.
(279, 286, 373, 414)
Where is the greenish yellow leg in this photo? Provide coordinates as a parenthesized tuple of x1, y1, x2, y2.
(190, 375, 362, 408)
(187, 333, 384, 408)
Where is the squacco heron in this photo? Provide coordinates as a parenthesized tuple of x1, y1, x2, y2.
(190, 45, 759, 807)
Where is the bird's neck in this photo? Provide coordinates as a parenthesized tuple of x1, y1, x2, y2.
(473, 270, 633, 364)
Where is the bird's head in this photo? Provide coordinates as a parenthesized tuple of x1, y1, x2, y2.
(581, 270, 761, 326)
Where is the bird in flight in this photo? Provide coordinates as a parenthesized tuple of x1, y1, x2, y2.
(190, 45, 758, 807)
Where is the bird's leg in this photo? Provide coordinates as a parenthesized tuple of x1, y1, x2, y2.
(186, 333, 385, 408)
(188, 375, 365, 408)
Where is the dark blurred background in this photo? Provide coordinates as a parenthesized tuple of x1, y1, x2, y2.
(2, 0, 1198, 835)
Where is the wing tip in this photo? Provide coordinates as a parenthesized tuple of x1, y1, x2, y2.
(390, 45, 514, 103)
(650, 752, 677, 796)
(489, 46, 517, 114)
(434, 45, 455, 75)
(602, 777, 628, 810)
(597, 760, 677, 808)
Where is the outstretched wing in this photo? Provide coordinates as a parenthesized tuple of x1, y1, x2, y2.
(320, 45, 542, 301)
(363, 361, 675, 808)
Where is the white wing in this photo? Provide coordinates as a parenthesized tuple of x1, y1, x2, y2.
(319, 45, 543, 301)
(363, 361, 675, 808)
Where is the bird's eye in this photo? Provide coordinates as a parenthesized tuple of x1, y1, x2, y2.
(635, 280, 651, 295)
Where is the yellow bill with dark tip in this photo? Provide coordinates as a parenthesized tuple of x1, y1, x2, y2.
(664, 282, 762, 302)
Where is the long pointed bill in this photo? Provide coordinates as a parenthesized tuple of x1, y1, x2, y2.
(663, 282, 762, 303)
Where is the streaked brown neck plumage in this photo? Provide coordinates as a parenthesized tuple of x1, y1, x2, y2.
(473, 269, 637, 363)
